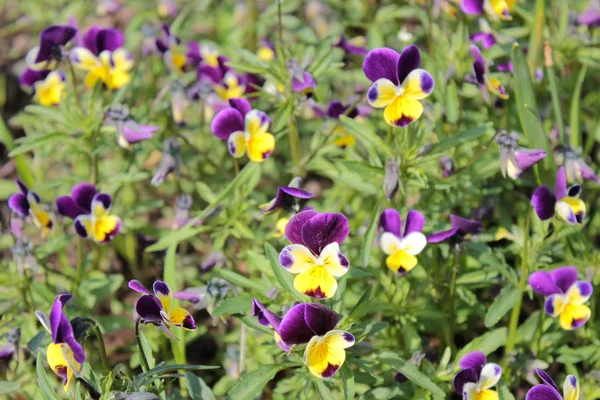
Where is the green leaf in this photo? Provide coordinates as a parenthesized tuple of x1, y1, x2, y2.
(378, 353, 445, 396)
(340, 116, 392, 157)
(511, 44, 549, 153)
(314, 380, 336, 400)
(227, 364, 294, 400)
(360, 200, 382, 268)
(484, 287, 521, 328)
(212, 294, 253, 317)
(445, 81, 460, 124)
(27, 331, 46, 354)
(455, 328, 508, 368)
(0, 381, 20, 395)
(422, 124, 493, 159)
(195, 181, 217, 204)
(569, 65, 587, 149)
(9, 132, 72, 157)
(340, 364, 355, 400)
(218, 269, 265, 292)
(139, 331, 156, 369)
(186, 371, 216, 400)
(264, 242, 308, 303)
(36, 352, 62, 400)
(134, 364, 220, 388)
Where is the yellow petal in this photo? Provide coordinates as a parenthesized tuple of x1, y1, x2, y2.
(47, 343, 80, 391)
(92, 215, 120, 242)
(386, 250, 418, 274)
(293, 266, 338, 299)
(227, 131, 247, 158)
(247, 133, 275, 162)
(304, 330, 354, 378)
(71, 47, 101, 71)
(280, 244, 318, 274)
(476, 390, 500, 400)
(111, 48, 134, 72)
(367, 78, 398, 108)
(320, 242, 350, 277)
(383, 96, 424, 127)
(401, 69, 434, 100)
(559, 304, 591, 330)
(168, 307, 196, 330)
(333, 134, 355, 148)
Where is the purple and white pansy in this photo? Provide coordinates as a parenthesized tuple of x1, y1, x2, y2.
(453, 351, 502, 399)
(379, 209, 427, 275)
(526, 369, 580, 400)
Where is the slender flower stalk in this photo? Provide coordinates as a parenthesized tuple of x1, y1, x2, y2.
(135, 318, 151, 372)
(78, 317, 109, 374)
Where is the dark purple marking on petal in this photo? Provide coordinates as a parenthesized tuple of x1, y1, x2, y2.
(379, 209, 402, 237)
(228, 98, 252, 117)
(128, 280, 151, 294)
(397, 44, 421, 84)
(453, 368, 478, 394)
(304, 287, 327, 299)
(8, 193, 29, 217)
(528, 271, 562, 296)
(301, 212, 350, 254)
(320, 363, 340, 378)
(93, 193, 112, 211)
(338, 251, 349, 268)
(153, 281, 171, 297)
(55, 365, 69, 386)
(279, 246, 295, 269)
(284, 210, 319, 245)
(403, 210, 425, 236)
(362, 47, 401, 85)
(419, 70, 434, 94)
(574, 281, 593, 297)
(393, 115, 415, 127)
(549, 266, 578, 293)
(458, 351, 486, 375)
(182, 314, 197, 330)
(367, 85, 379, 103)
(210, 107, 245, 140)
(571, 316, 589, 329)
(531, 186, 556, 220)
(544, 296, 556, 316)
(15, 179, 29, 195)
(73, 218, 88, 238)
(554, 166, 568, 200)
(136, 295, 164, 323)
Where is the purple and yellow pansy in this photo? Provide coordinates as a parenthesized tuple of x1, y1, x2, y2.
(427, 214, 483, 243)
(70, 26, 133, 90)
(26, 25, 77, 71)
(155, 24, 189, 73)
(553, 145, 600, 185)
(252, 299, 355, 378)
(324, 100, 360, 148)
(278, 210, 350, 299)
(529, 266, 593, 330)
(532, 167, 586, 225)
(211, 98, 275, 162)
(19, 69, 66, 107)
(526, 369, 580, 400)
(9, 179, 53, 235)
(379, 209, 427, 275)
(462, 0, 515, 20)
(260, 177, 314, 214)
(214, 72, 247, 101)
(35, 294, 85, 391)
(334, 35, 368, 56)
(363, 44, 434, 127)
(105, 105, 158, 149)
(257, 39, 276, 62)
(453, 351, 502, 400)
(129, 280, 198, 331)
(471, 44, 509, 101)
(56, 183, 121, 243)
(495, 131, 546, 179)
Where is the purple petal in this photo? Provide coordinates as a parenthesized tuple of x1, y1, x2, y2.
(554, 167, 567, 200)
(301, 212, 350, 254)
(427, 227, 460, 243)
(458, 351, 486, 375)
(397, 44, 421, 84)
(379, 209, 402, 237)
(579, 160, 600, 184)
(197, 64, 223, 84)
(525, 385, 563, 400)
(19, 68, 49, 87)
(49, 294, 85, 364)
(450, 214, 482, 235)
(291, 72, 317, 93)
(8, 193, 29, 217)
(210, 107, 245, 140)
(535, 369, 560, 392)
(187, 42, 202, 65)
(83, 26, 102, 54)
(36, 25, 77, 63)
(136, 295, 164, 323)
(404, 210, 425, 235)
(228, 98, 252, 117)
(284, 210, 319, 245)
(56, 196, 88, 219)
(471, 32, 497, 50)
(153, 281, 171, 297)
(278, 303, 339, 345)
(326, 101, 358, 120)
(123, 122, 158, 144)
(73, 218, 88, 238)
(473, 61, 486, 84)
(264, 187, 314, 214)
(251, 299, 282, 330)
(72, 183, 97, 211)
(532, 186, 556, 220)
(362, 47, 401, 85)
(578, 6, 600, 27)
(528, 271, 562, 296)
(462, 0, 485, 14)
(549, 266, 578, 293)
(0, 344, 15, 360)
(96, 28, 124, 52)
(93, 193, 112, 211)
(15, 178, 29, 195)
(453, 368, 478, 394)
(280, 187, 314, 199)
(514, 148, 547, 174)
(128, 280, 151, 294)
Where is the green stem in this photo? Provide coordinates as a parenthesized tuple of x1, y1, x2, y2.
(73, 238, 84, 293)
(527, 0, 545, 75)
(277, 0, 286, 58)
(445, 131, 498, 179)
(503, 209, 531, 368)
(447, 246, 460, 356)
(387, 126, 393, 147)
(135, 319, 151, 372)
(67, 59, 81, 110)
(238, 323, 247, 377)
(544, 42, 565, 143)
(288, 112, 302, 168)
(246, 0, 258, 53)
(79, 318, 109, 374)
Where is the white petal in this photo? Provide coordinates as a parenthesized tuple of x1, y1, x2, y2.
(380, 232, 403, 255)
(478, 363, 502, 390)
(399, 232, 427, 256)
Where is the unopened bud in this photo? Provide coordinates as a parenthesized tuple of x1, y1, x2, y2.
(440, 156, 455, 178)
(384, 158, 400, 200)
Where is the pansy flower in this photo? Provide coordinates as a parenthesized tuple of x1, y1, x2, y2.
(252, 299, 355, 378)
(157, 0, 177, 18)
(471, 45, 509, 101)
(56, 183, 121, 243)
(19, 69, 65, 107)
(129, 280, 198, 331)
(26, 25, 77, 71)
(214, 72, 247, 101)
(333, 35, 368, 56)
(105, 105, 158, 149)
(70, 27, 133, 89)
(324, 100, 361, 148)
(526, 369, 580, 400)
(379, 209, 427, 275)
(260, 177, 314, 214)
(553, 145, 600, 184)
(257, 39, 276, 61)
(211, 98, 275, 163)
(155, 24, 189, 73)
(151, 137, 182, 186)
(363, 45, 435, 127)
(279, 210, 350, 299)
(428, 214, 483, 243)
(453, 351, 502, 399)
(495, 131, 546, 179)
(462, 0, 515, 20)
(532, 167, 586, 225)
(471, 32, 497, 49)
(578, 4, 600, 27)
(288, 60, 317, 96)
(35, 294, 85, 391)
(9, 179, 53, 234)
(529, 266, 593, 330)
